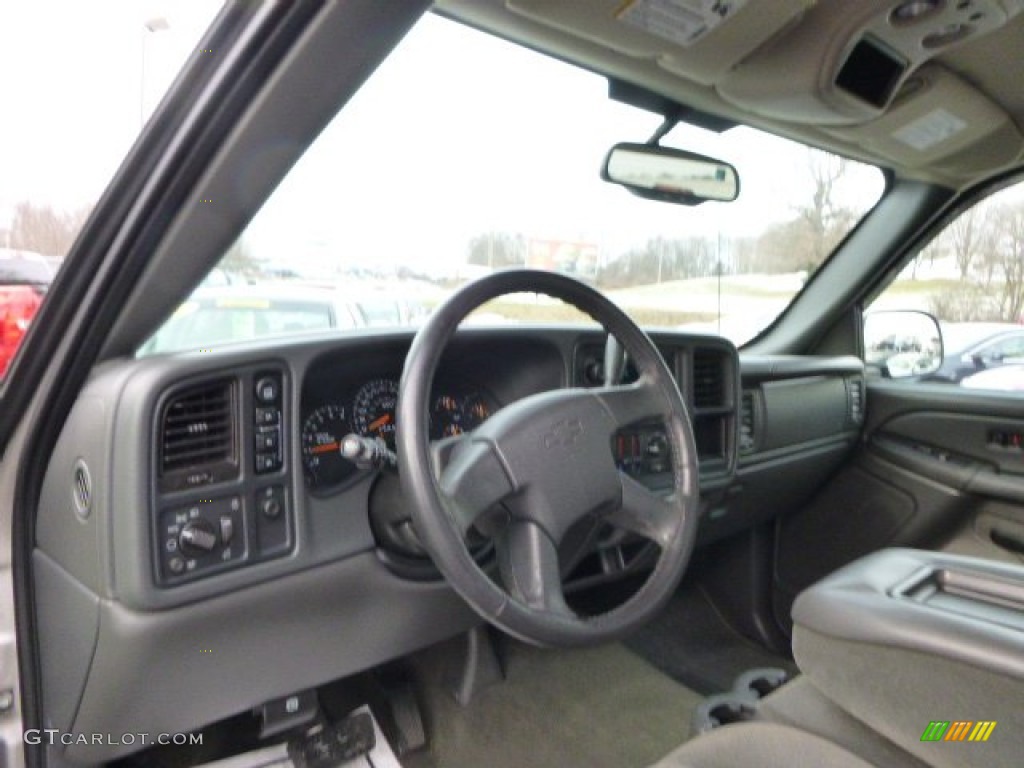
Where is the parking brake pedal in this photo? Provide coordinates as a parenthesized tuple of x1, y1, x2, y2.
(287, 711, 376, 768)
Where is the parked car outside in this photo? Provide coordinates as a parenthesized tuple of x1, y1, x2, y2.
(0, 248, 53, 376)
(927, 321, 1024, 383)
(961, 363, 1024, 392)
(140, 284, 367, 355)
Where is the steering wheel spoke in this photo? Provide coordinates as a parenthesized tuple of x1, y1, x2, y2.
(497, 520, 574, 618)
(605, 472, 679, 548)
(595, 378, 664, 431)
(437, 437, 515, 535)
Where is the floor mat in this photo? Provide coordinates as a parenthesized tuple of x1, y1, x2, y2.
(405, 639, 703, 768)
(624, 586, 798, 696)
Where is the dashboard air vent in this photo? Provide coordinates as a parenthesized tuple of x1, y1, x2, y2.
(160, 380, 235, 474)
(739, 391, 757, 455)
(692, 349, 725, 409)
(72, 460, 92, 519)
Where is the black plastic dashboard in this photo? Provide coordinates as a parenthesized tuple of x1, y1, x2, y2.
(32, 326, 866, 763)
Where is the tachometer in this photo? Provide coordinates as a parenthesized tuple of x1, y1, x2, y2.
(301, 404, 355, 489)
(352, 378, 399, 449)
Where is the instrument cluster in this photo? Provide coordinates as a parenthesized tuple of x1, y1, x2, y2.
(301, 376, 495, 491)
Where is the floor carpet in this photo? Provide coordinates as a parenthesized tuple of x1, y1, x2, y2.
(624, 585, 798, 696)
(404, 638, 703, 768)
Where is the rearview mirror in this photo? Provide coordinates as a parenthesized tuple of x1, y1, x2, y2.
(601, 142, 739, 206)
(864, 310, 943, 378)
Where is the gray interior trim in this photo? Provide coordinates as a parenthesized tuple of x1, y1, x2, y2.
(61, 551, 478, 764)
(757, 676, 930, 768)
(33, 552, 100, 748)
(793, 548, 1024, 679)
(649, 720, 876, 768)
(740, 354, 864, 382)
(794, 623, 1023, 768)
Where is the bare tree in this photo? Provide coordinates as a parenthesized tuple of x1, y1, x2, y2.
(750, 151, 856, 275)
(910, 236, 944, 280)
(995, 203, 1024, 321)
(797, 150, 852, 266)
(467, 232, 525, 269)
(10, 201, 91, 256)
(220, 238, 261, 279)
(945, 205, 985, 280)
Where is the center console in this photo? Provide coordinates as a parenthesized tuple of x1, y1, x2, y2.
(791, 548, 1024, 767)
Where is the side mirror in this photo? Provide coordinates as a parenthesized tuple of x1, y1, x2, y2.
(864, 310, 943, 378)
(601, 142, 739, 206)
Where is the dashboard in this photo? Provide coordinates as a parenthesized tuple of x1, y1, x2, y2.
(32, 326, 865, 763)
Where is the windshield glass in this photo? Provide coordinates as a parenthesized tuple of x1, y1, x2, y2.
(0, 0, 220, 379)
(143, 12, 884, 355)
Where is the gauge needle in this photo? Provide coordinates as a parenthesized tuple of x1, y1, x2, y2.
(367, 413, 392, 433)
(311, 441, 339, 454)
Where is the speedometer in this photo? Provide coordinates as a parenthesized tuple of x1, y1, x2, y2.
(352, 378, 399, 449)
(301, 404, 355, 489)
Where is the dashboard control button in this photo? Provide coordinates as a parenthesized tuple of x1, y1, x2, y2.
(256, 407, 280, 426)
(168, 555, 185, 574)
(261, 497, 281, 519)
(646, 433, 668, 457)
(256, 485, 291, 557)
(255, 452, 280, 473)
(255, 377, 280, 404)
(220, 515, 234, 545)
(256, 427, 280, 452)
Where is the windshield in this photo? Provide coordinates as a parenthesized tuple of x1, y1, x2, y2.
(0, 0, 221, 380)
(145, 12, 885, 354)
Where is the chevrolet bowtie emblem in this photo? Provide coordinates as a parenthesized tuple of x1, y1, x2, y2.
(543, 417, 584, 448)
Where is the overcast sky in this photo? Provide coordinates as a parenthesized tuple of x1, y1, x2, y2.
(0, 2, 884, 272)
(0, 1, 219, 221)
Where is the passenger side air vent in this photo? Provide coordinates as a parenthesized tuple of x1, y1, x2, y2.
(159, 379, 238, 491)
(692, 349, 726, 409)
(739, 391, 757, 455)
(846, 376, 866, 426)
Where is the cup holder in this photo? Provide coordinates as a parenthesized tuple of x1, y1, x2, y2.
(691, 667, 791, 734)
(735, 667, 790, 699)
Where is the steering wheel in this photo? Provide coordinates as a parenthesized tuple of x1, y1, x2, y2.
(396, 270, 699, 646)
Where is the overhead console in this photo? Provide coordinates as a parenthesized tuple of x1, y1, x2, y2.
(485, 0, 1024, 180)
(717, 0, 1023, 123)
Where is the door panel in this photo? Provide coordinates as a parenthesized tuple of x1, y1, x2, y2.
(772, 380, 1024, 633)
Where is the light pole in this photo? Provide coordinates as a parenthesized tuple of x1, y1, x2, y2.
(140, 16, 170, 127)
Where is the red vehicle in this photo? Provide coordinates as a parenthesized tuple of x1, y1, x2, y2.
(0, 250, 53, 376)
